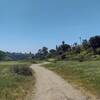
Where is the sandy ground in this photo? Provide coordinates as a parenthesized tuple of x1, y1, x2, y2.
(30, 64, 98, 100)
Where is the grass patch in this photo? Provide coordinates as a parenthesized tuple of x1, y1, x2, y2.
(0, 61, 31, 65)
(44, 61, 100, 96)
(0, 61, 35, 100)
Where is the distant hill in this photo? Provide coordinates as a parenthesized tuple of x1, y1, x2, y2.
(5, 52, 34, 61)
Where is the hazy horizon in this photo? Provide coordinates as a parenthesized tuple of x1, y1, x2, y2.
(0, 0, 100, 53)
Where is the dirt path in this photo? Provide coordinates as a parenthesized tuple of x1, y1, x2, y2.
(31, 64, 98, 100)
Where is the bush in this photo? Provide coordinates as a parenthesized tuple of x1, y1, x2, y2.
(96, 48, 100, 55)
(11, 65, 33, 76)
(73, 53, 85, 62)
(31, 60, 38, 64)
(78, 55, 84, 62)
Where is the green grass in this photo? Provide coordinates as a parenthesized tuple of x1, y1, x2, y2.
(0, 61, 35, 100)
(0, 61, 31, 65)
(44, 61, 100, 96)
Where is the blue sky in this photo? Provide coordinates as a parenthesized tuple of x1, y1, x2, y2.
(0, 0, 100, 53)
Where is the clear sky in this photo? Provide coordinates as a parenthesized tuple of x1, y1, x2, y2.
(0, 0, 100, 53)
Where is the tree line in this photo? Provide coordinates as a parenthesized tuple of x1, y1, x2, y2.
(0, 51, 33, 61)
(0, 35, 100, 61)
(34, 35, 100, 61)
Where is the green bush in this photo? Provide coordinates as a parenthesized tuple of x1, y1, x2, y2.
(78, 55, 84, 62)
(96, 48, 100, 55)
(11, 65, 33, 76)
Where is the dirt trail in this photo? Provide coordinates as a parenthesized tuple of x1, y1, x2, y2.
(31, 64, 98, 100)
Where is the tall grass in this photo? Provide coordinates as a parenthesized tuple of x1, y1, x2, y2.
(44, 61, 100, 96)
(0, 61, 35, 100)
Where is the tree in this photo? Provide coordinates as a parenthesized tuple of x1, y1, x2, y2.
(35, 49, 43, 59)
(0, 50, 6, 60)
(49, 49, 57, 57)
(61, 41, 71, 52)
(35, 47, 48, 60)
(42, 47, 48, 57)
(89, 36, 100, 51)
(56, 41, 71, 53)
(55, 41, 71, 60)
(71, 45, 81, 54)
(49, 49, 56, 54)
(82, 39, 90, 50)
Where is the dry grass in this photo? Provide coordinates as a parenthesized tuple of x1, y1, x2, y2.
(0, 61, 35, 100)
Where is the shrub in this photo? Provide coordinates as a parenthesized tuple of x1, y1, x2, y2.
(11, 65, 33, 76)
(31, 60, 37, 64)
(78, 55, 84, 62)
(96, 48, 100, 55)
(74, 54, 85, 62)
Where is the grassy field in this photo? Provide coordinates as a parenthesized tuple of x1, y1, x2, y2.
(44, 61, 100, 96)
(0, 61, 35, 100)
(0, 61, 31, 65)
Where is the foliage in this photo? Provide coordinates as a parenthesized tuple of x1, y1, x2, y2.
(96, 48, 100, 55)
(30, 35, 100, 61)
(0, 62, 35, 100)
(44, 61, 100, 96)
(35, 47, 48, 60)
(89, 36, 100, 52)
(82, 39, 90, 50)
(11, 65, 33, 76)
(71, 45, 81, 54)
(0, 50, 6, 60)
(56, 41, 70, 53)
(0, 35, 100, 62)
(49, 49, 57, 57)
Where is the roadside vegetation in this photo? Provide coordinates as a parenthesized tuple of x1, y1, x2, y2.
(0, 61, 35, 100)
(34, 35, 100, 62)
(0, 35, 100, 99)
(44, 61, 100, 96)
(34, 35, 100, 97)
